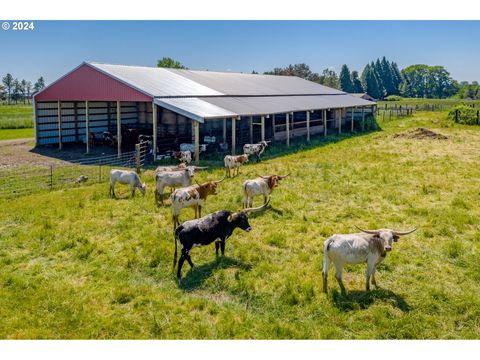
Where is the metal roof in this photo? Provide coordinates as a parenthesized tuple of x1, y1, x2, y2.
(166, 68, 344, 96)
(89, 63, 223, 97)
(156, 95, 374, 121)
(89, 62, 345, 97)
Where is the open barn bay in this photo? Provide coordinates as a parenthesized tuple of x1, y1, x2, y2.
(0, 112, 479, 339)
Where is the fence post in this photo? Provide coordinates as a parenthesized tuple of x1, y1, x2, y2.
(455, 109, 459, 122)
(477, 110, 479, 125)
(99, 164, 102, 182)
(49, 165, 53, 189)
(135, 143, 141, 174)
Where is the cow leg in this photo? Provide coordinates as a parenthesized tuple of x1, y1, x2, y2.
(177, 251, 187, 280)
(249, 197, 253, 207)
(242, 194, 247, 209)
(186, 253, 194, 268)
(371, 268, 378, 288)
(366, 258, 376, 291)
(220, 241, 225, 256)
(131, 187, 135, 197)
(198, 205, 202, 218)
(263, 196, 268, 205)
(256, 153, 260, 162)
(215, 241, 220, 257)
(334, 263, 346, 295)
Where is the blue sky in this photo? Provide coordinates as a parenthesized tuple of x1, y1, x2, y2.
(1, 21, 480, 85)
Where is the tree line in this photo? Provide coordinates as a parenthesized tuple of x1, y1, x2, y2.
(0, 74, 45, 104)
(261, 58, 460, 100)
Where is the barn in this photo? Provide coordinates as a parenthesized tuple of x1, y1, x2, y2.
(33, 62, 376, 162)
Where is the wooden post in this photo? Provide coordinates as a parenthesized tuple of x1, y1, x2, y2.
(152, 102, 157, 160)
(351, 107, 355, 132)
(74, 102, 78, 142)
(286, 113, 290, 147)
(135, 143, 141, 173)
(117, 101, 122, 158)
(323, 109, 327, 136)
(338, 109, 342, 134)
(361, 107, 365, 131)
(306, 111, 310, 142)
(85, 101, 90, 154)
(261, 115, 265, 141)
(194, 121, 200, 164)
(231, 117, 236, 155)
(223, 118, 227, 143)
(57, 101, 62, 150)
(33, 100, 38, 146)
(272, 114, 276, 139)
(249, 116, 253, 143)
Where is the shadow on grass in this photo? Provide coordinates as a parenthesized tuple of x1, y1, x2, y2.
(331, 288, 411, 312)
(179, 256, 251, 292)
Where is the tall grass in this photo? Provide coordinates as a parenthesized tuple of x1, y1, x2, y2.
(0, 104, 34, 129)
(0, 111, 479, 339)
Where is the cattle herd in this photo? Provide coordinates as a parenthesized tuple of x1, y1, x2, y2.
(108, 140, 417, 292)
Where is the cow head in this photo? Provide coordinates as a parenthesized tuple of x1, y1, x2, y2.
(196, 177, 225, 196)
(260, 174, 290, 189)
(184, 167, 195, 179)
(355, 225, 417, 252)
(139, 182, 147, 195)
(227, 199, 270, 232)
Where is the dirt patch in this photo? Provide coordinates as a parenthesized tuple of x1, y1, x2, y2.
(0, 139, 118, 169)
(393, 128, 448, 140)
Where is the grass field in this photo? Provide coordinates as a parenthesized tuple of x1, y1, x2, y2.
(0, 111, 479, 339)
(0, 104, 34, 130)
(0, 128, 34, 140)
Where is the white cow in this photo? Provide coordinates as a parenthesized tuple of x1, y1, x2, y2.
(155, 167, 195, 204)
(109, 169, 146, 198)
(322, 225, 417, 294)
(242, 174, 289, 208)
(224, 154, 249, 177)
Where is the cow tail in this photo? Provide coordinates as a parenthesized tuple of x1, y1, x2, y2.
(173, 228, 179, 272)
(322, 238, 333, 275)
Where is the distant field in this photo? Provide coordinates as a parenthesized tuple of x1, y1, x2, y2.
(0, 111, 479, 339)
(377, 98, 480, 109)
(0, 104, 34, 130)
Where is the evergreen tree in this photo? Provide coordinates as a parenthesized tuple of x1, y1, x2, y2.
(361, 64, 382, 99)
(373, 59, 386, 98)
(391, 62, 403, 94)
(339, 64, 354, 93)
(351, 70, 364, 93)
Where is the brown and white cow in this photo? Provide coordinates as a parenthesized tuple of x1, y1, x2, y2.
(242, 174, 289, 208)
(224, 154, 249, 177)
(170, 177, 225, 229)
(322, 225, 417, 294)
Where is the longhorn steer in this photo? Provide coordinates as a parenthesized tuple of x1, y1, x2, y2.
(109, 169, 146, 198)
(155, 167, 196, 204)
(173, 200, 269, 280)
(242, 174, 289, 208)
(243, 141, 269, 162)
(170, 177, 225, 229)
(322, 225, 417, 294)
(224, 154, 249, 177)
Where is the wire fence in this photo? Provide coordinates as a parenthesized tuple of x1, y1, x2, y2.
(0, 141, 151, 198)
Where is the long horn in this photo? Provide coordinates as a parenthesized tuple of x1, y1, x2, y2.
(393, 228, 417, 236)
(260, 175, 270, 179)
(214, 176, 226, 184)
(243, 198, 270, 213)
(354, 225, 379, 234)
(193, 166, 209, 170)
(279, 173, 290, 179)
